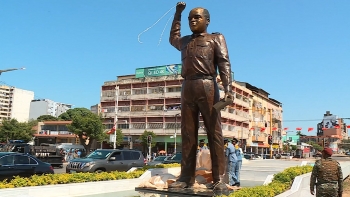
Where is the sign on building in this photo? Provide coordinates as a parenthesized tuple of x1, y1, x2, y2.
(322, 115, 339, 129)
(135, 64, 235, 80)
(135, 64, 182, 78)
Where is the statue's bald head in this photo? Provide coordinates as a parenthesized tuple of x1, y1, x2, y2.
(191, 7, 210, 21)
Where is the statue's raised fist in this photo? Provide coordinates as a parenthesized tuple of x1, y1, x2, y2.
(176, 2, 186, 13)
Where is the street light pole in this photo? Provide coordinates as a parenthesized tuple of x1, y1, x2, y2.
(241, 120, 250, 151)
(269, 109, 273, 159)
(113, 86, 119, 150)
(0, 67, 25, 76)
(174, 113, 180, 154)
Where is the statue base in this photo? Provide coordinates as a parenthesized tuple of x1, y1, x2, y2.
(135, 187, 232, 197)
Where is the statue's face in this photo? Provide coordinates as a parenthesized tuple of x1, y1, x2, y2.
(188, 8, 209, 34)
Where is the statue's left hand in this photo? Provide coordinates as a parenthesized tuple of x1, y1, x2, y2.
(224, 92, 233, 102)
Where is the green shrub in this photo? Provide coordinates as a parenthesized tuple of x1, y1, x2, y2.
(219, 165, 313, 197)
(0, 163, 181, 189)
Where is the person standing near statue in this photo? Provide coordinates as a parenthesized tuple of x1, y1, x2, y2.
(225, 139, 239, 186)
(168, 2, 233, 191)
(197, 139, 208, 153)
(310, 147, 343, 197)
(232, 138, 242, 187)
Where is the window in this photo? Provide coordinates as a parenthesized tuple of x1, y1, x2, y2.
(29, 157, 38, 164)
(0, 155, 14, 165)
(123, 152, 132, 160)
(132, 152, 141, 160)
(111, 152, 122, 160)
(14, 155, 30, 165)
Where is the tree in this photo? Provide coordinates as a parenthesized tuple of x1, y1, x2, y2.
(139, 130, 157, 151)
(37, 115, 58, 122)
(58, 108, 105, 154)
(103, 129, 124, 147)
(306, 141, 323, 152)
(291, 145, 297, 151)
(0, 119, 36, 142)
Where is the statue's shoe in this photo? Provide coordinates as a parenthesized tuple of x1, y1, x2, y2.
(210, 181, 230, 196)
(168, 181, 188, 189)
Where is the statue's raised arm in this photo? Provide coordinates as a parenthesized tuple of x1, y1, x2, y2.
(169, 2, 186, 51)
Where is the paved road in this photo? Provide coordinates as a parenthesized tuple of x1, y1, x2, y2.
(240, 159, 304, 187)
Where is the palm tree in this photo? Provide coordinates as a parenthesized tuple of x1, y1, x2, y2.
(296, 131, 306, 137)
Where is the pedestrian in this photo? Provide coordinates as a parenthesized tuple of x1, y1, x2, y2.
(310, 147, 343, 197)
(223, 139, 229, 184)
(225, 139, 239, 186)
(197, 139, 208, 153)
(232, 138, 242, 187)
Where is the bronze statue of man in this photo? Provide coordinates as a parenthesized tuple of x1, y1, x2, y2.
(169, 2, 233, 191)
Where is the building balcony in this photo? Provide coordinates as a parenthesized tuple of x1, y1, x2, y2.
(103, 112, 116, 118)
(101, 96, 116, 102)
(129, 94, 150, 100)
(117, 109, 182, 117)
(221, 111, 250, 122)
(272, 138, 281, 144)
(164, 92, 181, 98)
(234, 99, 250, 108)
(146, 93, 166, 99)
(252, 136, 265, 142)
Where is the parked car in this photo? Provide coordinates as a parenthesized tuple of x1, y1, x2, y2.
(280, 153, 291, 159)
(243, 154, 253, 160)
(147, 156, 171, 166)
(162, 153, 182, 164)
(243, 154, 258, 160)
(345, 152, 350, 156)
(274, 154, 282, 159)
(293, 155, 303, 159)
(261, 154, 272, 159)
(0, 152, 54, 181)
(66, 149, 145, 173)
(313, 153, 322, 158)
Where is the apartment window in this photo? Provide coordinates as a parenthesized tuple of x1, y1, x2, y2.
(168, 87, 181, 92)
(133, 89, 147, 95)
(117, 124, 129, 129)
(131, 123, 146, 129)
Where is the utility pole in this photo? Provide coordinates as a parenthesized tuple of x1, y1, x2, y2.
(269, 109, 273, 159)
(113, 86, 119, 150)
(174, 113, 180, 154)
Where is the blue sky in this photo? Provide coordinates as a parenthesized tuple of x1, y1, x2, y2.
(0, 1, 349, 135)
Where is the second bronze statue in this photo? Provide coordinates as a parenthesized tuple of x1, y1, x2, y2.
(168, 2, 234, 192)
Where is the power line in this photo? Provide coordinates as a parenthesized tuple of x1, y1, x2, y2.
(283, 117, 350, 122)
(283, 119, 323, 122)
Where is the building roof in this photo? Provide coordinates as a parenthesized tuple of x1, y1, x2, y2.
(269, 98, 282, 105)
(41, 121, 72, 125)
(33, 134, 76, 138)
(235, 81, 270, 97)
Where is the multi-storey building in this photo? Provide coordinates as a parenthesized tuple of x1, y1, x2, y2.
(236, 82, 283, 154)
(29, 99, 72, 120)
(90, 104, 101, 115)
(33, 121, 77, 145)
(300, 111, 348, 153)
(0, 85, 34, 122)
(100, 64, 283, 154)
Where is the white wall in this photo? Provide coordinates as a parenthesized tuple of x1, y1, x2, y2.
(11, 88, 34, 122)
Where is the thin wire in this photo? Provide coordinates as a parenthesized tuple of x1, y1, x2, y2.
(157, 14, 174, 46)
(137, 5, 176, 44)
